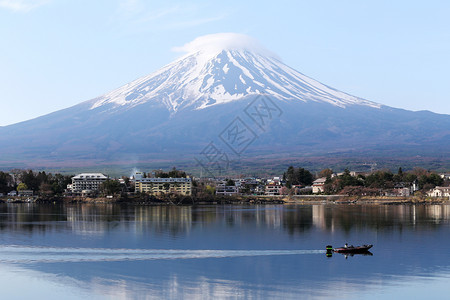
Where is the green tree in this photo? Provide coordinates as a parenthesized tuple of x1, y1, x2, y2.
(168, 167, 187, 178)
(153, 168, 187, 178)
(393, 167, 404, 183)
(205, 185, 215, 195)
(418, 173, 443, 189)
(365, 170, 394, 189)
(226, 179, 235, 186)
(49, 173, 72, 195)
(284, 166, 314, 187)
(296, 168, 313, 186)
(404, 173, 418, 184)
(21, 170, 38, 191)
(101, 179, 122, 195)
(339, 169, 363, 189)
(17, 182, 28, 191)
(284, 166, 295, 186)
(0, 172, 13, 194)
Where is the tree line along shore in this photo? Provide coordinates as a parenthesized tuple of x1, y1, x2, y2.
(0, 166, 449, 205)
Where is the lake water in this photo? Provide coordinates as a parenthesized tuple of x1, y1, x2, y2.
(0, 203, 449, 299)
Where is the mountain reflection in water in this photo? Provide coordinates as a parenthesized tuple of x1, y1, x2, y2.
(0, 203, 449, 299)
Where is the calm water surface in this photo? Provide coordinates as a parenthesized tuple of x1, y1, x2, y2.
(0, 203, 449, 299)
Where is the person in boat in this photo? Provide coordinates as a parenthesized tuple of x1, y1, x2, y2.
(344, 243, 348, 248)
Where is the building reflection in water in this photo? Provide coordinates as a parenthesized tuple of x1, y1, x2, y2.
(66, 205, 118, 236)
(0, 204, 449, 236)
(0, 203, 449, 299)
(134, 206, 193, 236)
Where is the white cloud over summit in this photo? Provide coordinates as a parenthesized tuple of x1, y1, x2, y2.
(172, 33, 277, 58)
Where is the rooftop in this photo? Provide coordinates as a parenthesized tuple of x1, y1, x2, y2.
(73, 173, 108, 179)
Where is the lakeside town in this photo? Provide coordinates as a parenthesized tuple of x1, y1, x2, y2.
(1, 166, 449, 204)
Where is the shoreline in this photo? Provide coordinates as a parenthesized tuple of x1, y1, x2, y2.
(1, 195, 448, 205)
(283, 195, 449, 205)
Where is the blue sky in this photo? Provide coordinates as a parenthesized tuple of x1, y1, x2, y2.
(1, 0, 449, 126)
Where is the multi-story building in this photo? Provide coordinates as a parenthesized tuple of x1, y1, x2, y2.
(312, 177, 327, 194)
(427, 186, 450, 198)
(18, 190, 34, 197)
(134, 172, 192, 196)
(265, 183, 282, 196)
(216, 184, 239, 196)
(71, 173, 108, 195)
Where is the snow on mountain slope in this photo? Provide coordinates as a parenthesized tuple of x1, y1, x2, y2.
(90, 33, 381, 113)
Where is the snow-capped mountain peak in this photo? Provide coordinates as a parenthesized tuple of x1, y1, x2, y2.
(90, 33, 380, 112)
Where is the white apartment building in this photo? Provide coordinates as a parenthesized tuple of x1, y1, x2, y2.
(427, 186, 450, 198)
(71, 173, 108, 195)
(312, 177, 327, 194)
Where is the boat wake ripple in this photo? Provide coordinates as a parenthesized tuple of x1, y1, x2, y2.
(0, 245, 325, 263)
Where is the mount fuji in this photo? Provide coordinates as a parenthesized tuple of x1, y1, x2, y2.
(90, 33, 379, 112)
(0, 33, 449, 170)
